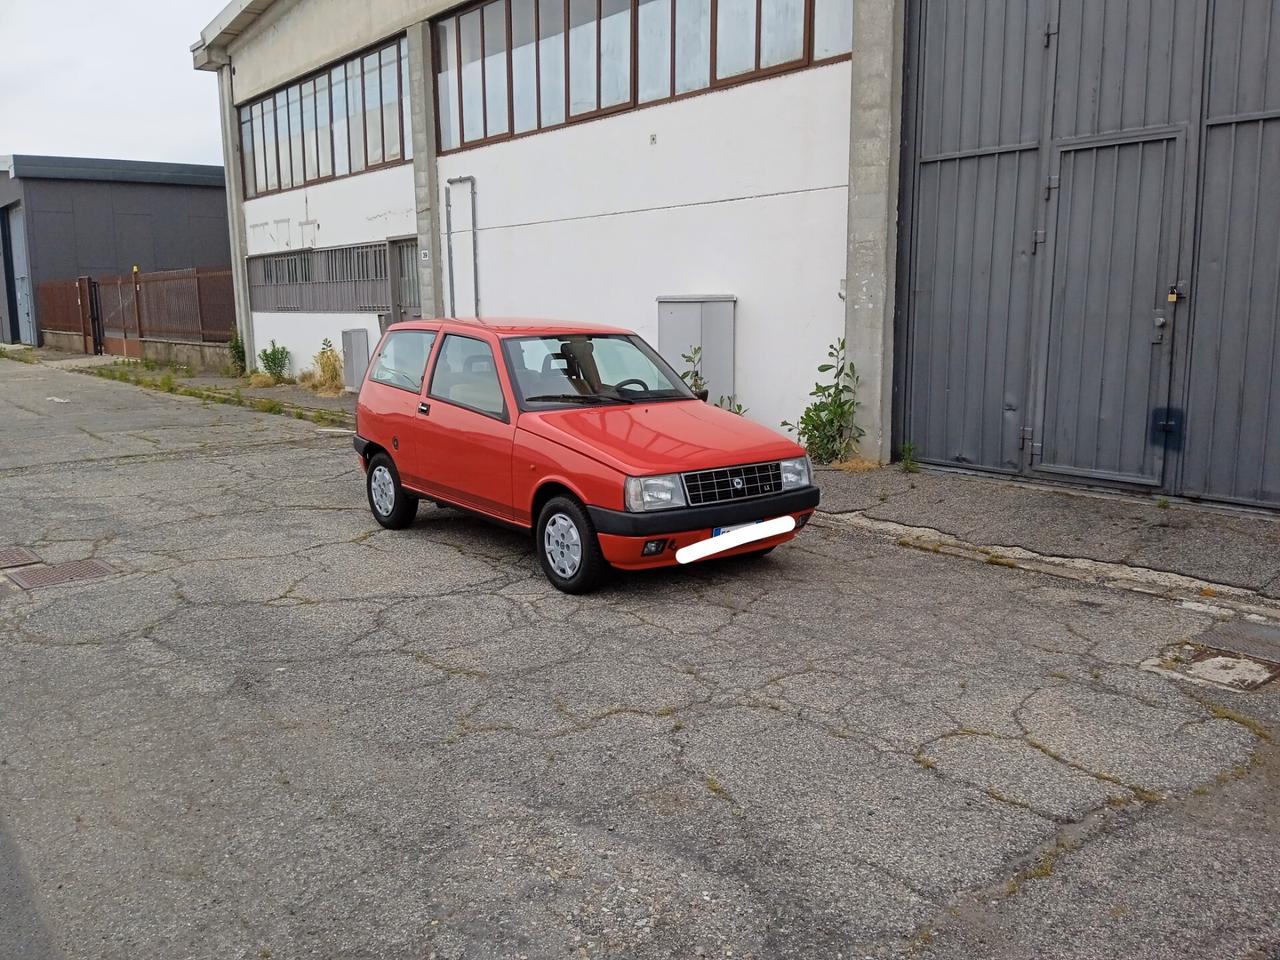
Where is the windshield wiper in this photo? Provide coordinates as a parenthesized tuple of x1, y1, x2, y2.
(524, 393, 630, 405)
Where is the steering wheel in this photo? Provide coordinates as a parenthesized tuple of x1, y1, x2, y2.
(614, 378, 649, 393)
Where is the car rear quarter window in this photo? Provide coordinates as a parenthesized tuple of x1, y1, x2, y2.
(429, 334, 507, 418)
(370, 330, 436, 393)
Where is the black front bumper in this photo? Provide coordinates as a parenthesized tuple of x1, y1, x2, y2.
(352, 434, 371, 459)
(587, 485, 820, 536)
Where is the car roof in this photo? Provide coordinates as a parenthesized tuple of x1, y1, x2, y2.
(389, 317, 635, 338)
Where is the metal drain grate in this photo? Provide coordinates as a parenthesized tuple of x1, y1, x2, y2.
(0, 547, 41, 569)
(1186, 649, 1280, 691)
(8, 559, 114, 590)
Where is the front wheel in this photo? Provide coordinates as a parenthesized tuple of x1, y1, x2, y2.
(366, 452, 419, 529)
(536, 496, 607, 594)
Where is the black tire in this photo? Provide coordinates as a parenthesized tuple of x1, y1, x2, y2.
(366, 452, 419, 529)
(536, 495, 607, 594)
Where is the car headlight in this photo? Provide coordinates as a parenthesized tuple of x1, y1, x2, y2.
(624, 474, 687, 512)
(780, 456, 811, 490)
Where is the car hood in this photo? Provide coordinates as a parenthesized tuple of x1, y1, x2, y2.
(518, 399, 807, 475)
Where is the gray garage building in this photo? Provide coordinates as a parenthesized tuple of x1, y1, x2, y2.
(895, 0, 1280, 509)
(0, 155, 231, 346)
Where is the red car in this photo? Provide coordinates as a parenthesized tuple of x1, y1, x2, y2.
(353, 319, 819, 593)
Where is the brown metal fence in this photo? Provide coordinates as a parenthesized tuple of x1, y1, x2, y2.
(34, 268, 235, 352)
(136, 269, 235, 343)
(35, 281, 83, 334)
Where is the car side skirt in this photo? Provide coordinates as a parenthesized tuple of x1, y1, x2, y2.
(405, 483, 531, 533)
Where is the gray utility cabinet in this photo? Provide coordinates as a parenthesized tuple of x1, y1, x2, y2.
(342, 328, 370, 393)
(656, 296, 736, 404)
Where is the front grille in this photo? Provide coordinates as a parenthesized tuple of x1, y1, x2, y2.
(682, 461, 783, 505)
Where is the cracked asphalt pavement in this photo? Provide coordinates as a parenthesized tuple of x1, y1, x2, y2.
(1, 360, 1278, 960)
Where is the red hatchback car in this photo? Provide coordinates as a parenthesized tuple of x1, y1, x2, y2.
(354, 319, 820, 593)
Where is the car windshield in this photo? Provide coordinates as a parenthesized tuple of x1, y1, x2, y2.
(504, 334, 695, 405)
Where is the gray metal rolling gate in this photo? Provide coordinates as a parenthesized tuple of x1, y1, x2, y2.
(898, 0, 1280, 508)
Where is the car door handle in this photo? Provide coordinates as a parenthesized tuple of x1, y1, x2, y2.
(418, 402, 431, 416)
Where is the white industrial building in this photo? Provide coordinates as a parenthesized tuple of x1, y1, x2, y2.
(195, 1, 1280, 510)
(192, 0, 865, 440)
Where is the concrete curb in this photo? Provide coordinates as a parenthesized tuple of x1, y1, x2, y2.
(816, 511, 1280, 624)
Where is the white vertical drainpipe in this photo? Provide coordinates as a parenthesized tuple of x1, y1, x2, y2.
(444, 176, 479, 318)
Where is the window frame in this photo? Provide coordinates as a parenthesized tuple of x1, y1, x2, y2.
(432, 0, 850, 155)
(237, 34, 412, 201)
(427, 333, 512, 423)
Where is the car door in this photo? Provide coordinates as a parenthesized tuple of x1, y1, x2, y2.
(415, 332, 517, 520)
(358, 327, 438, 489)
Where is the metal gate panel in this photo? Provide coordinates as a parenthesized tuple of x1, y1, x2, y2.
(902, 0, 1280, 508)
(1051, 0, 1201, 140)
(1036, 135, 1181, 484)
(1203, 0, 1280, 120)
(910, 151, 1042, 469)
(905, 0, 1049, 470)
(1178, 1, 1280, 506)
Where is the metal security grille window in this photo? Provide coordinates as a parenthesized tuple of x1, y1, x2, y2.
(238, 36, 413, 199)
(247, 241, 423, 317)
(433, 0, 853, 152)
(248, 243, 405, 312)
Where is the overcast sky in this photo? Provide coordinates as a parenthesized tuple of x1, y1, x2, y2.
(0, 0, 231, 167)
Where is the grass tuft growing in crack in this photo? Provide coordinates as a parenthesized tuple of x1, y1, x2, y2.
(704, 776, 746, 818)
(1201, 700, 1272, 741)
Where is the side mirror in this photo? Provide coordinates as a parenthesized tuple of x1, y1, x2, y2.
(695, 388, 710, 402)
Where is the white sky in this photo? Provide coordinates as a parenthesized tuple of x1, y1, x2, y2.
(0, 0, 231, 166)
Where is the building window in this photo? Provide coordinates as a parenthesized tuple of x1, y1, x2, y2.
(538, 0, 567, 128)
(433, 0, 851, 153)
(637, 0, 672, 103)
(674, 0, 711, 94)
(237, 36, 410, 199)
(813, 0, 854, 61)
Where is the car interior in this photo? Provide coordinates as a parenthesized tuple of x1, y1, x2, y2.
(511, 338, 604, 398)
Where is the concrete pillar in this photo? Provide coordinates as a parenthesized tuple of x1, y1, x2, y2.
(406, 21, 445, 319)
(843, 0, 907, 463)
(215, 62, 256, 369)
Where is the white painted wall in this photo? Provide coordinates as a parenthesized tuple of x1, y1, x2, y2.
(253, 311, 382, 378)
(243, 164, 417, 256)
(436, 63, 852, 431)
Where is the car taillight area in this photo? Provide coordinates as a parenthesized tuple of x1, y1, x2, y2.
(681, 461, 784, 505)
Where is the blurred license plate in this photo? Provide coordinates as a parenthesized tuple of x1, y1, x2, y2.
(712, 521, 763, 537)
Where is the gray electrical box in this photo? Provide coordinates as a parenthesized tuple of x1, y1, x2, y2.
(656, 295, 736, 403)
(341, 328, 370, 393)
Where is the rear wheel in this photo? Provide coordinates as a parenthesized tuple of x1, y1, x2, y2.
(366, 452, 418, 529)
(536, 496, 607, 594)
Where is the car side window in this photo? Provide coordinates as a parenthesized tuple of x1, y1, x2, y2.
(370, 330, 436, 393)
(428, 334, 506, 418)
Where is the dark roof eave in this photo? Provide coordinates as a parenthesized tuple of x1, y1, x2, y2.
(3, 155, 225, 189)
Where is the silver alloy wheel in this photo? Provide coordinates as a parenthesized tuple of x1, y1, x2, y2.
(544, 512, 582, 579)
(370, 465, 396, 516)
